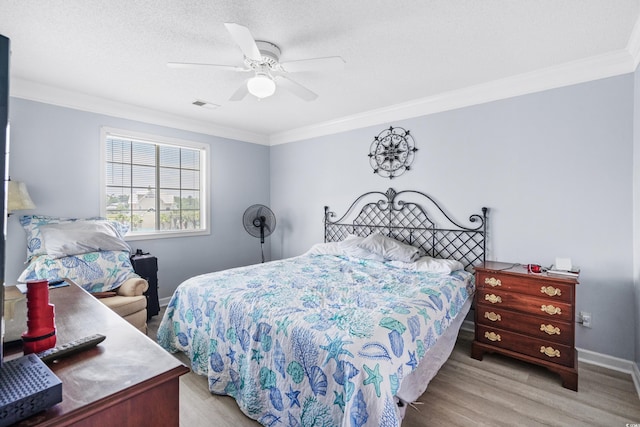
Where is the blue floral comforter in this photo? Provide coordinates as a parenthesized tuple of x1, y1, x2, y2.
(157, 254, 474, 427)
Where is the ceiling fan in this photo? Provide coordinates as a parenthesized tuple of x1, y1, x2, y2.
(168, 23, 345, 102)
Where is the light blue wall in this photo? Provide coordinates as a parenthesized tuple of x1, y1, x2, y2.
(271, 75, 635, 360)
(6, 98, 270, 301)
(8, 74, 637, 362)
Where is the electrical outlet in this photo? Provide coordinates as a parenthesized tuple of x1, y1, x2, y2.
(580, 311, 592, 328)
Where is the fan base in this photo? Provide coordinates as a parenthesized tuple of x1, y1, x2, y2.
(243, 41, 281, 68)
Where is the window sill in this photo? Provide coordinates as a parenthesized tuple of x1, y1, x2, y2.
(124, 229, 210, 241)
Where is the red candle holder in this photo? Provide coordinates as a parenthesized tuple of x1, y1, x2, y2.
(21, 279, 56, 354)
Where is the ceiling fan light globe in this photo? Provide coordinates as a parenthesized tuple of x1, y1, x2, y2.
(247, 74, 276, 98)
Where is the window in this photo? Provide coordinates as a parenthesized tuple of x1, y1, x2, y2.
(101, 128, 209, 239)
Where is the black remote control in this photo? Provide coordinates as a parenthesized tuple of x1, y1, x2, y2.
(36, 334, 106, 363)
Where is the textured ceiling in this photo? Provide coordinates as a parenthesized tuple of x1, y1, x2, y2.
(1, 1, 639, 143)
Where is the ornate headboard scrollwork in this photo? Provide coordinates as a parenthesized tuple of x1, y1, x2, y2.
(324, 188, 488, 271)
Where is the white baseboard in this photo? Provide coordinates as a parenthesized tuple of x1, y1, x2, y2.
(159, 296, 172, 307)
(633, 360, 640, 399)
(461, 320, 640, 399)
(576, 347, 640, 400)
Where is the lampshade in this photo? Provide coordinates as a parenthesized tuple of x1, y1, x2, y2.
(7, 180, 36, 213)
(247, 73, 276, 99)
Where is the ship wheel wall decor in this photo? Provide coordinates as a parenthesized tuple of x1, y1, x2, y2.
(368, 126, 417, 179)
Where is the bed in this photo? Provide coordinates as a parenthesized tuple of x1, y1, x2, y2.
(157, 188, 487, 426)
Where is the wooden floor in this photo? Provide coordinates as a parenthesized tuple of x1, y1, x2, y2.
(148, 309, 640, 427)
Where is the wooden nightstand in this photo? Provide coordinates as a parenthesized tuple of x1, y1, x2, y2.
(471, 261, 579, 391)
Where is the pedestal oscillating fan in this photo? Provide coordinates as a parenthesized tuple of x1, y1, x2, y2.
(243, 204, 276, 263)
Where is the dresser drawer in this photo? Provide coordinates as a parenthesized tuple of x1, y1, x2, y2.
(476, 324, 574, 367)
(476, 303, 573, 345)
(477, 289, 573, 322)
(477, 271, 573, 303)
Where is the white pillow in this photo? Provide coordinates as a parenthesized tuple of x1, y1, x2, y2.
(39, 221, 131, 259)
(356, 233, 420, 263)
(387, 256, 464, 273)
(340, 237, 386, 261)
(304, 241, 346, 256)
(304, 238, 386, 261)
(20, 215, 129, 262)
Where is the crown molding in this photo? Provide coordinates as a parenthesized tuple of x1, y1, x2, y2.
(10, 78, 270, 146)
(627, 13, 640, 70)
(270, 49, 635, 145)
(9, 43, 638, 148)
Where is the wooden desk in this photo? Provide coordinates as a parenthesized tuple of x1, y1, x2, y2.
(4, 281, 189, 426)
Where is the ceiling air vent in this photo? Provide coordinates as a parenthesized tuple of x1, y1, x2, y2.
(192, 99, 219, 110)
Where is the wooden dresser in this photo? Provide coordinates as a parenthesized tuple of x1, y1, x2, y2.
(471, 261, 579, 391)
(4, 280, 189, 426)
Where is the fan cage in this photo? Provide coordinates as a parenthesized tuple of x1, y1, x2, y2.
(243, 204, 276, 262)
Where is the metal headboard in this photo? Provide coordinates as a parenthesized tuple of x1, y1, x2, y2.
(324, 188, 488, 271)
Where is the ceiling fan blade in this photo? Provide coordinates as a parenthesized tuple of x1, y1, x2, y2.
(280, 56, 345, 73)
(229, 81, 249, 101)
(224, 23, 262, 61)
(274, 75, 318, 101)
(167, 62, 248, 72)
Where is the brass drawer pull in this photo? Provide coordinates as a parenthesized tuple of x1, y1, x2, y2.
(541, 304, 561, 315)
(540, 346, 560, 358)
(484, 331, 501, 342)
(485, 294, 502, 304)
(541, 286, 562, 297)
(540, 324, 561, 335)
(484, 312, 501, 322)
(485, 277, 501, 287)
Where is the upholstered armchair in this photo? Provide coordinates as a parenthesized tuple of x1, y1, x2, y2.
(94, 278, 149, 333)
